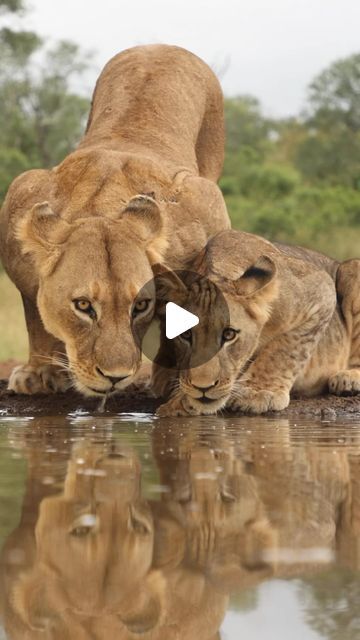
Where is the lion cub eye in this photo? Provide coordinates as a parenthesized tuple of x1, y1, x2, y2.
(73, 298, 96, 320)
(132, 299, 150, 317)
(222, 328, 239, 343)
(179, 329, 192, 344)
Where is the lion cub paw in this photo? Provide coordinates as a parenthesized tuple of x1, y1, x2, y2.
(156, 394, 198, 417)
(328, 369, 360, 396)
(227, 388, 290, 414)
(8, 364, 70, 395)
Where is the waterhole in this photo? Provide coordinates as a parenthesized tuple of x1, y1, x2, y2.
(0, 413, 359, 639)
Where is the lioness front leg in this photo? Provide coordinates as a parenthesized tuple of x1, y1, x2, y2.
(228, 315, 332, 415)
(151, 323, 179, 399)
(8, 295, 69, 394)
(329, 259, 360, 396)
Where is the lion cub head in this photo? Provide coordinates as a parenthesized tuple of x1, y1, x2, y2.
(156, 247, 278, 414)
(17, 195, 167, 396)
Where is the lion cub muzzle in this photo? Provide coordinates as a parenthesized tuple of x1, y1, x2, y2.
(181, 368, 232, 409)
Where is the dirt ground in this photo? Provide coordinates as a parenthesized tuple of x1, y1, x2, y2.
(1, 371, 360, 418)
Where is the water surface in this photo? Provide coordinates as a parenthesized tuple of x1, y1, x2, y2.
(0, 413, 359, 639)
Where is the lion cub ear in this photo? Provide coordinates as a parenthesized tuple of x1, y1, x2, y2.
(152, 263, 188, 313)
(121, 195, 168, 263)
(16, 202, 72, 275)
(235, 255, 277, 298)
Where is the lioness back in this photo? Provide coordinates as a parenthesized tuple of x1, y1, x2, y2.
(82, 44, 225, 181)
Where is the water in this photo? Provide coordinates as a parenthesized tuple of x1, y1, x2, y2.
(0, 413, 359, 639)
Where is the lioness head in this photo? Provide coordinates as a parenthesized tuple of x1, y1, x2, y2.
(12, 441, 166, 635)
(17, 195, 167, 396)
(156, 255, 278, 414)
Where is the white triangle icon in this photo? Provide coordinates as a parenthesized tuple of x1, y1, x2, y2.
(165, 302, 199, 339)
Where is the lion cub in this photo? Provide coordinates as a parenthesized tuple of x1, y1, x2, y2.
(155, 230, 360, 416)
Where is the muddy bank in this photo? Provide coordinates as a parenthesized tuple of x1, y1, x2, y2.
(0, 380, 158, 416)
(1, 379, 360, 419)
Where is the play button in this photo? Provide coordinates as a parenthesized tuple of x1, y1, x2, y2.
(165, 302, 199, 339)
(132, 269, 230, 370)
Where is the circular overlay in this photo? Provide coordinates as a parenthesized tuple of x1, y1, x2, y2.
(132, 270, 230, 370)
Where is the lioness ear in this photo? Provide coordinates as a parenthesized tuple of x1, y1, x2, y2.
(235, 255, 277, 298)
(16, 201, 71, 275)
(121, 195, 168, 264)
(152, 263, 188, 311)
(12, 571, 66, 631)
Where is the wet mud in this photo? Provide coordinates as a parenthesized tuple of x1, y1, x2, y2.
(1, 377, 360, 418)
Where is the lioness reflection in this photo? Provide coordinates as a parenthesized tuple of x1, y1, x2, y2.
(1, 432, 164, 638)
(0, 418, 359, 639)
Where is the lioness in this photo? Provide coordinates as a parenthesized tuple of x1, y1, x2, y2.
(155, 229, 360, 415)
(7, 439, 166, 637)
(0, 45, 229, 396)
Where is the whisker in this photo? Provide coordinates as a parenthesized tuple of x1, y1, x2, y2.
(29, 352, 72, 372)
(168, 379, 181, 399)
(28, 353, 58, 365)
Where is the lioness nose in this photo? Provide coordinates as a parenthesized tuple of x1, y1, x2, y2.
(96, 367, 130, 384)
(193, 380, 219, 392)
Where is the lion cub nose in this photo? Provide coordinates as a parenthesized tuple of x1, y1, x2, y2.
(96, 367, 130, 384)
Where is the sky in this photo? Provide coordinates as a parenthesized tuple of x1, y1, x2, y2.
(222, 580, 321, 640)
(25, 0, 360, 117)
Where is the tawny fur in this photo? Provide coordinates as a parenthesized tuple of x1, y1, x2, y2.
(0, 45, 230, 396)
(156, 230, 360, 416)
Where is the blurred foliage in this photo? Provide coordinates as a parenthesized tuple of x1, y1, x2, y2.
(0, 432, 26, 545)
(0, 0, 90, 201)
(299, 570, 360, 640)
(0, 0, 24, 12)
(0, 271, 27, 360)
(222, 53, 360, 259)
(0, 1, 359, 262)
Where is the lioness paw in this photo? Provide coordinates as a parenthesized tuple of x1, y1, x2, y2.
(8, 364, 70, 395)
(328, 369, 360, 396)
(156, 395, 198, 417)
(126, 363, 153, 395)
(227, 388, 290, 414)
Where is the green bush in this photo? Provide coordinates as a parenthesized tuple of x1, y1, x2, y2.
(219, 176, 240, 196)
(225, 183, 360, 258)
(0, 146, 31, 201)
(238, 164, 300, 200)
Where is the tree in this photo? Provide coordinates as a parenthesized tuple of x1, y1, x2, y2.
(0, 0, 91, 201)
(308, 54, 360, 133)
(293, 54, 360, 187)
(299, 570, 360, 640)
(224, 95, 271, 157)
(0, 0, 24, 12)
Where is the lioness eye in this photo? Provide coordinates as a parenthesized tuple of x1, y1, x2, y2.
(222, 328, 239, 343)
(69, 525, 93, 537)
(73, 298, 96, 319)
(132, 299, 150, 316)
(69, 514, 98, 536)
